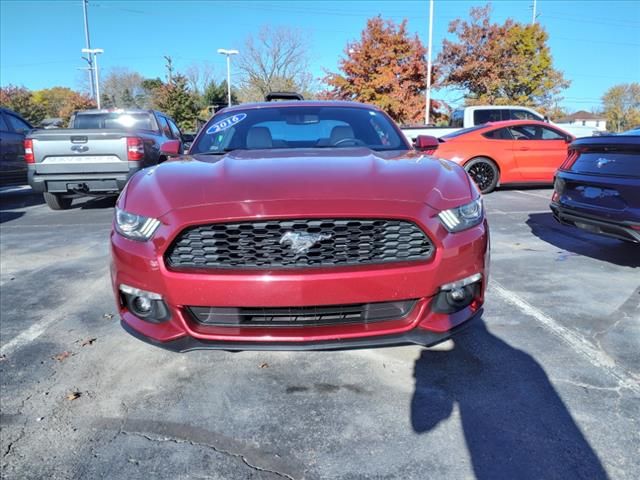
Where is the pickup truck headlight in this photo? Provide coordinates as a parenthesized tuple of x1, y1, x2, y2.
(115, 208, 160, 241)
(438, 198, 483, 233)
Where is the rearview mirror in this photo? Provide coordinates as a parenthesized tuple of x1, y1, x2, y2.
(414, 135, 439, 151)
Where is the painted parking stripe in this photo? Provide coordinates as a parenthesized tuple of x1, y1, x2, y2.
(0, 316, 61, 357)
(490, 280, 640, 394)
(515, 190, 553, 200)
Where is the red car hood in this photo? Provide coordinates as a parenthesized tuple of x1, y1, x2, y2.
(120, 148, 475, 218)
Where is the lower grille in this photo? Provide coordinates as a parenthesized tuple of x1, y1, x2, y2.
(187, 300, 417, 327)
(165, 218, 434, 270)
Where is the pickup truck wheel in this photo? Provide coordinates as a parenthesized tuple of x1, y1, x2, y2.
(465, 157, 499, 194)
(43, 192, 73, 210)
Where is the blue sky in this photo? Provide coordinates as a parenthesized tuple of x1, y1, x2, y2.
(1, 0, 639, 112)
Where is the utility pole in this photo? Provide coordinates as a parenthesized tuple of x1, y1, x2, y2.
(81, 0, 95, 99)
(425, 0, 434, 125)
(217, 49, 239, 107)
(532, 0, 537, 24)
(82, 48, 104, 108)
(164, 56, 174, 84)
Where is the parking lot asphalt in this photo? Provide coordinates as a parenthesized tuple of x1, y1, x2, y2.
(1, 186, 638, 480)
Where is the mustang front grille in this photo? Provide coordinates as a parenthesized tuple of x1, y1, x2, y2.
(187, 300, 417, 327)
(165, 219, 434, 269)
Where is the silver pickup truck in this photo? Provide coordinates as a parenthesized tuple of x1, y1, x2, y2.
(27, 109, 184, 209)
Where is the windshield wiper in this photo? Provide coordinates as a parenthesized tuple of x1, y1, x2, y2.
(195, 148, 236, 155)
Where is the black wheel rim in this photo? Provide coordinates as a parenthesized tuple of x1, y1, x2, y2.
(468, 162, 495, 191)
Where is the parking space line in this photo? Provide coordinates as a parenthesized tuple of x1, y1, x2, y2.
(488, 210, 549, 215)
(0, 273, 109, 357)
(514, 190, 552, 200)
(0, 316, 61, 357)
(490, 280, 640, 394)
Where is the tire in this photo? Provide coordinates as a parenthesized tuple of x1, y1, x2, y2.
(464, 157, 499, 194)
(43, 192, 73, 210)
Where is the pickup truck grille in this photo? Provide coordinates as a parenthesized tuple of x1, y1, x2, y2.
(187, 300, 417, 327)
(165, 219, 434, 270)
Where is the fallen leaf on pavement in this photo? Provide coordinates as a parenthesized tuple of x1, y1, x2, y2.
(53, 351, 71, 362)
(66, 391, 82, 401)
(80, 338, 97, 347)
(259, 363, 269, 368)
(102, 313, 114, 320)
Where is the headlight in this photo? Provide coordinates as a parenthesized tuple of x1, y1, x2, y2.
(115, 208, 160, 241)
(438, 198, 483, 233)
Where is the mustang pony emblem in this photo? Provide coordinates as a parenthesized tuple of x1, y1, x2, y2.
(596, 157, 614, 168)
(279, 231, 332, 255)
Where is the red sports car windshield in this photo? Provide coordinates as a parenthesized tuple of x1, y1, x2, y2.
(190, 106, 409, 154)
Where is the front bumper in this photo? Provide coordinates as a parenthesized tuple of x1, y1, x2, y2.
(121, 309, 482, 352)
(111, 200, 489, 351)
(550, 203, 640, 243)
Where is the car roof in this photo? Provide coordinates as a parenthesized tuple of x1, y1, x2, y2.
(76, 108, 156, 115)
(217, 100, 384, 113)
(461, 105, 539, 111)
(477, 119, 552, 129)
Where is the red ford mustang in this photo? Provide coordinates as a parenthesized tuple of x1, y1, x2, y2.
(111, 100, 489, 351)
(426, 120, 574, 193)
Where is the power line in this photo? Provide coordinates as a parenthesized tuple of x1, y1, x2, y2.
(543, 13, 640, 28)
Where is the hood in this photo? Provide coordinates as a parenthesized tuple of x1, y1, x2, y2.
(120, 148, 474, 217)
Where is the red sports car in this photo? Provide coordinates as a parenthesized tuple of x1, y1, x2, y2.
(111, 100, 489, 351)
(425, 120, 574, 193)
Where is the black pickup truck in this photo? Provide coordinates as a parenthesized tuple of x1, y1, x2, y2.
(26, 109, 184, 209)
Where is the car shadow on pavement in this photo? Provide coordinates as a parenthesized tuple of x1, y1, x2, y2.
(71, 195, 117, 210)
(526, 212, 640, 268)
(0, 211, 25, 223)
(0, 191, 42, 224)
(0, 191, 44, 209)
(411, 319, 608, 480)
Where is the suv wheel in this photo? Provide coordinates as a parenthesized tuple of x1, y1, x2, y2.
(43, 192, 73, 210)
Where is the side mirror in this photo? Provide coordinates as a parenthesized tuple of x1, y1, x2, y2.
(544, 115, 550, 123)
(414, 135, 439, 152)
(160, 140, 181, 156)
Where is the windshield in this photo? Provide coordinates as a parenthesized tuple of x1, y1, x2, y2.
(190, 106, 408, 153)
(73, 112, 154, 130)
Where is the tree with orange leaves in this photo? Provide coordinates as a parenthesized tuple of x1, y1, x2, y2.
(323, 16, 442, 125)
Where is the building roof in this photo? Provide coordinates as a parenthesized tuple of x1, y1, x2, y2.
(558, 110, 606, 122)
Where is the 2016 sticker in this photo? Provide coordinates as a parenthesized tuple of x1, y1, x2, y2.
(206, 113, 247, 134)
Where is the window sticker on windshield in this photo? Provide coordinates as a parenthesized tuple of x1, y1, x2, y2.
(206, 113, 247, 134)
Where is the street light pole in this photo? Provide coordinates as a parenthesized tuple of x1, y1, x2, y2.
(217, 48, 239, 107)
(82, 48, 104, 108)
(532, 0, 537, 24)
(81, 0, 95, 99)
(425, 0, 434, 125)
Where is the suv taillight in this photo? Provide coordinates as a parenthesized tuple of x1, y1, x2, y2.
(127, 137, 145, 161)
(24, 139, 34, 163)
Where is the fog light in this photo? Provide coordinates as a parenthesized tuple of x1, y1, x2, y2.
(448, 288, 466, 302)
(119, 284, 170, 323)
(433, 273, 483, 314)
(132, 296, 152, 314)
